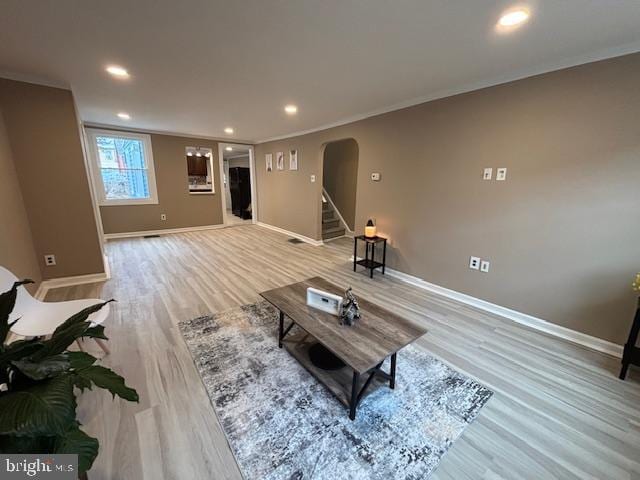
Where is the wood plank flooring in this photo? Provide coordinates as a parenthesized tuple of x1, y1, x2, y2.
(45, 225, 640, 480)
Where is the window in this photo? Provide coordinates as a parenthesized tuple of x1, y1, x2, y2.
(87, 129, 158, 205)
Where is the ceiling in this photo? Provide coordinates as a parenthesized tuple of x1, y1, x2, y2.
(1, 1, 640, 143)
(223, 146, 251, 161)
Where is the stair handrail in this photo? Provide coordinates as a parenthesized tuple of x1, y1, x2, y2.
(322, 187, 354, 235)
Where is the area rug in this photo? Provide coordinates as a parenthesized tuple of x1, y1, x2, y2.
(178, 301, 492, 479)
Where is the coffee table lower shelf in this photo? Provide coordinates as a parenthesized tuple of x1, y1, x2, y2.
(281, 328, 397, 420)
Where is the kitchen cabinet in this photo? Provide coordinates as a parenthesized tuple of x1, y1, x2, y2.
(187, 156, 208, 176)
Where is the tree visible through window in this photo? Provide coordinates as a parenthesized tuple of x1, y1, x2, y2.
(96, 136, 150, 200)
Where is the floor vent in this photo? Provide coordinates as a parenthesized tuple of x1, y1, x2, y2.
(288, 238, 304, 244)
(143, 234, 161, 239)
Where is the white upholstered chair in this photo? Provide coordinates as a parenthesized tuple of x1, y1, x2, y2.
(1, 266, 110, 353)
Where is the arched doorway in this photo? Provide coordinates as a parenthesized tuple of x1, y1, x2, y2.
(321, 138, 358, 240)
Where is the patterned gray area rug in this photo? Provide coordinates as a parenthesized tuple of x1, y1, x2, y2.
(179, 301, 492, 480)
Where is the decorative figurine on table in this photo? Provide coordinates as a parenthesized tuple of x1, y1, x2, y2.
(340, 287, 361, 326)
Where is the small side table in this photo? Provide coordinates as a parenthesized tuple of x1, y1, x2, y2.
(620, 298, 640, 380)
(353, 235, 387, 278)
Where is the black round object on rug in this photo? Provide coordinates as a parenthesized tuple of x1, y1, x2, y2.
(308, 343, 346, 370)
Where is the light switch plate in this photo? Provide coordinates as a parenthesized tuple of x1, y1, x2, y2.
(310, 174, 316, 183)
(496, 168, 507, 181)
(469, 256, 481, 270)
(480, 260, 490, 273)
(371, 172, 381, 181)
(483, 168, 493, 180)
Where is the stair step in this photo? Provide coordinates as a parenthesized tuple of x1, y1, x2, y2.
(322, 226, 345, 239)
(322, 210, 334, 220)
(322, 218, 340, 228)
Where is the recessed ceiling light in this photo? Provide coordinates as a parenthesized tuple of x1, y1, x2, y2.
(284, 104, 298, 114)
(498, 9, 530, 27)
(106, 65, 130, 78)
(224, 127, 234, 134)
(225, 147, 233, 151)
(117, 112, 130, 120)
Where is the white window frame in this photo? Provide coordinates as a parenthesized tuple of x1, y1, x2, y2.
(86, 129, 159, 206)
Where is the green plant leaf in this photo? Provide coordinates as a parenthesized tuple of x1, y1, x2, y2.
(0, 338, 44, 365)
(72, 375, 93, 393)
(68, 353, 98, 393)
(82, 325, 108, 340)
(12, 354, 71, 381)
(53, 300, 114, 338)
(54, 423, 99, 474)
(74, 366, 139, 402)
(0, 433, 55, 454)
(0, 375, 76, 436)
(67, 351, 97, 370)
(0, 280, 33, 345)
(32, 301, 112, 360)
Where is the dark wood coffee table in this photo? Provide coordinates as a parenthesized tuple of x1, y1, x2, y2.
(260, 276, 427, 420)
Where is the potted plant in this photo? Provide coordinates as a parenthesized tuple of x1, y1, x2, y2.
(0, 279, 138, 478)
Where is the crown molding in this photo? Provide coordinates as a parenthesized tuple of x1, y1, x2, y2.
(83, 122, 254, 145)
(256, 41, 640, 144)
(0, 70, 70, 90)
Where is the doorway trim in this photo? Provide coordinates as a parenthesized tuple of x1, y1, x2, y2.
(217, 143, 257, 226)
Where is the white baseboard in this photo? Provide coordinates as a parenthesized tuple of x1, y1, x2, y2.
(104, 224, 226, 240)
(351, 256, 623, 358)
(35, 271, 111, 300)
(256, 222, 323, 246)
(322, 234, 350, 243)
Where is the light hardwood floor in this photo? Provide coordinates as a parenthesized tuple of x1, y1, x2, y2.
(45, 225, 640, 480)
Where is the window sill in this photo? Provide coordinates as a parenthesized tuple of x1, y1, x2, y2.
(99, 198, 159, 206)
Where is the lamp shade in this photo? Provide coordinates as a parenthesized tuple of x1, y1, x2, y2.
(364, 219, 377, 238)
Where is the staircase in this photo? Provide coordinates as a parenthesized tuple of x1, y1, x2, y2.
(322, 197, 346, 240)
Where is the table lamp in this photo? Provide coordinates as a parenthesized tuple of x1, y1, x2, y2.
(365, 219, 377, 238)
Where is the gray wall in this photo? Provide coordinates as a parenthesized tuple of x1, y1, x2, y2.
(255, 53, 640, 345)
(228, 155, 250, 168)
(0, 78, 104, 279)
(323, 139, 358, 230)
(0, 108, 41, 291)
(99, 132, 225, 234)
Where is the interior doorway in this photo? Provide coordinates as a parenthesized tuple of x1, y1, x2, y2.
(218, 143, 257, 226)
(321, 138, 359, 241)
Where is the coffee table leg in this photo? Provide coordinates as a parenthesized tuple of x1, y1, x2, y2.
(349, 371, 360, 420)
(278, 310, 284, 348)
(353, 237, 357, 272)
(390, 353, 397, 389)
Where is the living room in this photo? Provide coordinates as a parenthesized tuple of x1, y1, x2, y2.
(1, 2, 639, 479)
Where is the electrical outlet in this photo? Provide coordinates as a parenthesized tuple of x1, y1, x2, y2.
(483, 168, 493, 180)
(371, 172, 381, 181)
(160, 214, 167, 221)
(44, 254, 56, 266)
(469, 256, 481, 270)
(480, 260, 490, 273)
(310, 174, 316, 183)
(496, 168, 507, 181)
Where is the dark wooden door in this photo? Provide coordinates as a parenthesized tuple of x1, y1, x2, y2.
(187, 156, 208, 176)
(229, 167, 251, 218)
